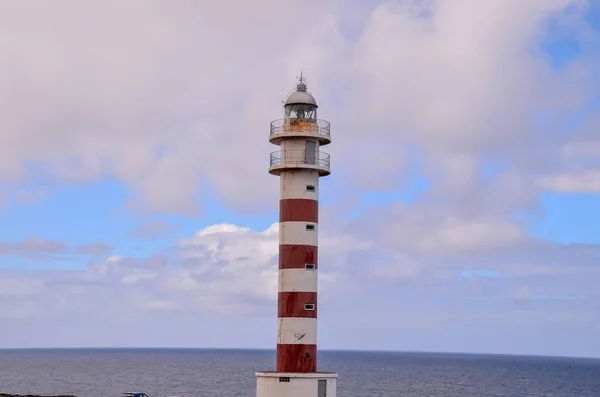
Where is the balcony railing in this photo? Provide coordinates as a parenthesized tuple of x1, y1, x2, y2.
(269, 149, 331, 169)
(270, 119, 331, 139)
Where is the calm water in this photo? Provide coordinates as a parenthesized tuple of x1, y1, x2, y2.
(0, 349, 599, 397)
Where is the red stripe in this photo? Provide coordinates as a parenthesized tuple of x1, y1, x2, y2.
(279, 244, 318, 270)
(279, 199, 318, 223)
(278, 291, 317, 318)
(276, 344, 317, 372)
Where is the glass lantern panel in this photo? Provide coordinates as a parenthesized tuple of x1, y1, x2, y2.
(285, 104, 317, 121)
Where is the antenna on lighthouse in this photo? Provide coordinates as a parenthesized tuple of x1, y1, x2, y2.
(280, 71, 309, 105)
(297, 71, 309, 91)
(298, 71, 307, 84)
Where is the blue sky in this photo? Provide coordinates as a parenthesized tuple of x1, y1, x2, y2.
(532, 193, 600, 244)
(0, 0, 599, 358)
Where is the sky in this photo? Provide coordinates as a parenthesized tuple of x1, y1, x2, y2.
(0, 0, 599, 359)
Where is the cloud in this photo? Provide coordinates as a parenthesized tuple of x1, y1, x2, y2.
(127, 221, 181, 240)
(0, 219, 373, 319)
(0, 238, 112, 258)
(1, 215, 597, 316)
(76, 243, 113, 255)
(0, 216, 598, 356)
(12, 237, 68, 254)
(0, 0, 342, 214)
(534, 112, 600, 193)
(0, 0, 599, 356)
(0, 0, 596, 214)
(537, 170, 600, 193)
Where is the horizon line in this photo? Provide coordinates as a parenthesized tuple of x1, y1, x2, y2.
(0, 347, 598, 361)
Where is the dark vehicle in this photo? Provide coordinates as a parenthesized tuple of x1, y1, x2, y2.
(122, 393, 149, 397)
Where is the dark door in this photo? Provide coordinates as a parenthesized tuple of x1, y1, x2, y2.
(318, 379, 327, 397)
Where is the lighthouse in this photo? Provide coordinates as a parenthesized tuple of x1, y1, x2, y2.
(255, 76, 337, 397)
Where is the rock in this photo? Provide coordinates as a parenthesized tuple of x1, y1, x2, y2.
(0, 394, 77, 397)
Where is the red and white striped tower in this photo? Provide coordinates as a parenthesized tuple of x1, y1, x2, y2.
(256, 76, 337, 397)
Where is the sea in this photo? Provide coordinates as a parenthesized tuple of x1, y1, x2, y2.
(0, 349, 599, 397)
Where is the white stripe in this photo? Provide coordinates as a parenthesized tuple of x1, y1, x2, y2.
(280, 221, 318, 246)
(279, 268, 318, 293)
(277, 317, 317, 345)
(280, 170, 320, 200)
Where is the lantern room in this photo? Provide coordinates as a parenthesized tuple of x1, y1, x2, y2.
(284, 80, 318, 121)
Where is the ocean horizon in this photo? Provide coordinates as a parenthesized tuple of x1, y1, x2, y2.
(1, 346, 600, 361)
(1, 348, 599, 396)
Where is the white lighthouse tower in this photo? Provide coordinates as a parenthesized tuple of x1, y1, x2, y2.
(255, 76, 337, 397)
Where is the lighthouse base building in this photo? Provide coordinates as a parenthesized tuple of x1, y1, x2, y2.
(256, 372, 337, 397)
(256, 77, 337, 397)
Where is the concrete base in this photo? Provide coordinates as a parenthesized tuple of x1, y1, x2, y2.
(256, 371, 337, 397)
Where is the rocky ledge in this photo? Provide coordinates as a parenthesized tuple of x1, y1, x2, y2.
(1, 394, 76, 397)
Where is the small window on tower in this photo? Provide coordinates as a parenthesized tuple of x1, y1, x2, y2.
(306, 224, 315, 231)
(305, 303, 315, 311)
(279, 377, 291, 383)
(305, 264, 316, 270)
(306, 185, 316, 192)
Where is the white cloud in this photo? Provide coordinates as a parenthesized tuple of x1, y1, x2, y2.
(0, 0, 599, 356)
(0, 0, 597, 213)
(367, 203, 529, 258)
(0, 221, 365, 320)
(537, 170, 600, 193)
(0, 277, 45, 298)
(171, 223, 280, 312)
(0, 217, 597, 356)
(127, 221, 181, 240)
(0, 0, 339, 213)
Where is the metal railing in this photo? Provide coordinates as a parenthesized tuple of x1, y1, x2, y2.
(270, 119, 331, 138)
(270, 149, 331, 168)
